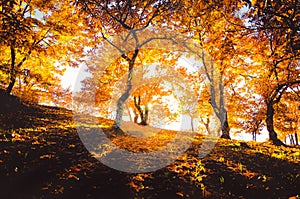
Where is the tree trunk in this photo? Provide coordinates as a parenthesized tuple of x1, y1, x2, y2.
(133, 95, 149, 126)
(190, 115, 194, 132)
(289, 134, 295, 145)
(126, 103, 133, 122)
(220, 111, 231, 139)
(113, 84, 131, 130)
(6, 44, 16, 95)
(134, 110, 139, 123)
(144, 102, 149, 125)
(113, 69, 133, 134)
(252, 132, 257, 141)
(113, 50, 138, 133)
(266, 101, 285, 146)
(295, 133, 299, 145)
(284, 135, 287, 145)
(6, 40, 30, 95)
(6, 77, 16, 95)
(200, 117, 212, 135)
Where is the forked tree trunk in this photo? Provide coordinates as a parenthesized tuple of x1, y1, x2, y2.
(133, 95, 149, 126)
(265, 82, 300, 145)
(201, 117, 212, 135)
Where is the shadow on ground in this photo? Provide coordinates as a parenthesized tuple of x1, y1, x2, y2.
(0, 94, 299, 198)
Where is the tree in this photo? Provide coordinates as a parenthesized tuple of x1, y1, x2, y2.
(0, 0, 86, 105)
(75, 0, 182, 133)
(74, 0, 300, 144)
(274, 89, 300, 145)
(133, 95, 149, 125)
(245, 0, 300, 145)
(81, 45, 198, 131)
(180, 0, 248, 139)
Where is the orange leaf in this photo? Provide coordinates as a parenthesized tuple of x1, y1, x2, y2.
(72, 167, 81, 172)
(176, 192, 184, 197)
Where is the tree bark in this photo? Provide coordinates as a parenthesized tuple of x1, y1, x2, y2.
(252, 132, 257, 141)
(114, 88, 131, 127)
(6, 44, 16, 95)
(133, 95, 149, 126)
(113, 49, 139, 133)
(220, 111, 231, 139)
(6, 40, 30, 95)
(134, 110, 139, 123)
(266, 101, 285, 145)
(289, 134, 294, 145)
(295, 133, 299, 145)
(190, 115, 194, 132)
(144, 103, 149, 125)
(113, 70, 133, 132)
(284, 135, 287, 144)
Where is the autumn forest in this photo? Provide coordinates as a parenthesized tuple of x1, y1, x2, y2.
(0, 0, 300, 198)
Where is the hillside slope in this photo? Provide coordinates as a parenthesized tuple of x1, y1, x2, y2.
(0, 94, 299, 198)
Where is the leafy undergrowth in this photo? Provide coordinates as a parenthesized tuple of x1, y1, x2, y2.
(0, 100, 299, 198)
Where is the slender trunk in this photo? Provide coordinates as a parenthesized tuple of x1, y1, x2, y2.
(134, 96, 144, 123)
(190, 115, 194, 132)
(134, 110, 139, 123)
(252, 132, 257, 141)
(6, 44, 16, 95)
(289, 134, 295, 145)
(220, 111, 231, 139)
(113, 70, 133, 131)
(252, 120, 261, 141)
(200, 117, 211, 135)
(295, 133, 299, 145)
(6, 40, 30, 95)
(6, 76, 16, 95)
(266, 101, 285, 145)
(125, 103, 133, 122)
(284, 135, 287, 144)
(113, 50, 139, 132)
(144, 102, 149, 125)
(133, 95, 148, 126)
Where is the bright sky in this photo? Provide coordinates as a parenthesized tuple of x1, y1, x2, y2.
(61, 63, 89, 92)
(61, 67, 79, 90)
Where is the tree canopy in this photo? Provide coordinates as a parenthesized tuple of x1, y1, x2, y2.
(1, 0, 300, 145)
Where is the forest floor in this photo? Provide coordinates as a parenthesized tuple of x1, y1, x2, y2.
(0, 94, 300, 199)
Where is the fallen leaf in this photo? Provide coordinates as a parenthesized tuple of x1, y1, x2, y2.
(72, 167, 81, 172)
(68, 174, 80, 181)
(176, 192, 184, 197)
